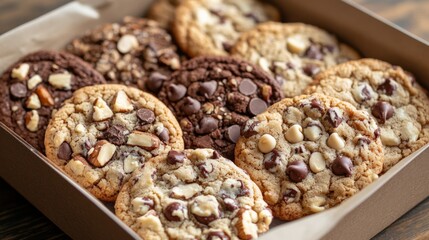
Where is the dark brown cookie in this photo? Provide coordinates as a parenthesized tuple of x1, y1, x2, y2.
(157, 56, 284, 159)
(66, 16, 181, 93)
(0, 50, 106, 152)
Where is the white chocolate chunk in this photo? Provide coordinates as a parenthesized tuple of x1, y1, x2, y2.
(327, 133, 345, 150)
(74, 123, 86, 134)
(26, 93, 41, 109)
(68, 159, 85, 175)
(171, 183, 202, 200)
(258, 57, 271, 73)
(124, 155, 140, 173)
(191, 195, 219, 217)
(309, 152, 326, 173)
(380, 128, 400, 146)
(402, 122, 419, 142)
(287, 35, 308, 54)
(112, 90, 133, 113)
(48, 73, 72, 90)
(117, 34, 139, 53)
(11, 63, 30, 80)
(258, 134, 276, 153)
(309, 196, 326, 213)
(93, 97, 113, 121)
(304, 125, 322, 141)
(285, 124, 304, 143)
(27, 75, 42, 89)
(132, 197, 152, 215)
(352, 83, 374, 102)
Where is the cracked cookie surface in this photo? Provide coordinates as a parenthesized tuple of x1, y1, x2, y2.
(232, 22, 360, 97)
(157, 56, 284, 160)
(44, 84, 184, 201)
(66, 17, 180, 93)
(235, 94, 383, 220)
(173, 0, 280, 57)
(0, 50, 105, 152)
(115, 148, 272, 240)
(305, 59, 429, 172)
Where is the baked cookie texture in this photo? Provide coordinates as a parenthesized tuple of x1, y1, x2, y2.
(173, 0, 280, 57)
(305, 59, 429, 172)
(0, 50, 105, 152)
(44, 84, 184, 201)
(232, 22, 360, 97)
(66, 17, 180, 93)
(235, 94, 383, 220)
(147, 0, 182, 31)
(115, 148, 272, 240)
(157, 56, 284, 160)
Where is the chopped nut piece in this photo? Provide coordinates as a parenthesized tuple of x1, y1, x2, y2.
(24, 110, 39, 132)
(11, 63, 30, 80)
(88, 140, 117, 167)
(35, 85, 54, 107)
(48, 73, 72, 90)
(93, 97, 114, 121)
(25, 93, 41, 110)
(27, 75, 42, 89)
(112, 90, 134, 113)
(127, 131, 160, 151)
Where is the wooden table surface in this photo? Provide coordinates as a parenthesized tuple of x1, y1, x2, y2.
(0, 0, 428, 239)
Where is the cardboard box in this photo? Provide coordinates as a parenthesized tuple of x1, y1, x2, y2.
(0, 0, 428, 239)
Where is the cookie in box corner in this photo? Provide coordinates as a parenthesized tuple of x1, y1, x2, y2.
(65, 16, 181, 94)
(0, 50, 106, 152)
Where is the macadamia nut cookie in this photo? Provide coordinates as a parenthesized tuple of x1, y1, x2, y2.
(305, 59, 429, 172)
(173, 0, 280, 57)
(232, 22, 360, 97)
(0, 50, 106, 151)
(115, 148, 272, 239)
(44, 84, 184, 201)
(235, 94, 383, 220)
(66, 17, 180, 93)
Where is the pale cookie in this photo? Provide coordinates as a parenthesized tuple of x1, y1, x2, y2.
(115, 148, 272, 240)
(147, 0, 182, 31)
(232, 22, 360, 97)
(173, 0, 280, 57)
(44, 84, 184, 201)
(305, 59, 429, 172)
(235, 94, 383, 220)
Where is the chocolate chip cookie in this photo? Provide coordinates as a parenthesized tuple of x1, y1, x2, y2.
(44, 84, 184, 201)
(146, 0, 182, 31)
(305, 59, 429, 172)
(157, 56, 284, 160)
(66, 16, 180, 93)
(232, 22, 360, 97)
(235, 94, 383, 220)
(115, 148, 272, 239)
(173, 0, 280, 57)
(0, 50, 106, 152)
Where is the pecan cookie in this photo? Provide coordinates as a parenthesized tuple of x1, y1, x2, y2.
(146, 0, 182, 31)
(115, 148, 272, 239)
(0, 50, 105, 152)
(173, 0, 280, 57)
(66, 17, 180, 93)
(44, 84, 184, 201)
(305, 59, 429, 172)
(235, 94, 383, 220)
(157, 56, 284, 160)
(232, 22, 360, 97)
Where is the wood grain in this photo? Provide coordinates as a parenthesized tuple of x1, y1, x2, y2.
(0, 0, 428, 239)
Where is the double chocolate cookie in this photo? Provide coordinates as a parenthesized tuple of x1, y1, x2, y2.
(305, 59, 429, 172)
(232, 22, 360, 97)
(173, 0, 280, 57)
(157, 56, 284, 160)
(235, 94, 383, 220)
(66, 17, 180, 93)
(0, 50, 105, 151)
(44, 84, 184, 201)
(115, 148, 272, 239)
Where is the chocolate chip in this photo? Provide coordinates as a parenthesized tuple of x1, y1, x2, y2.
(331, 156, 353, 177)
(304, 45, 323, 60)
(294, 146, 305, 154)
(164, 202, 186, 222)
(264, 149, 280, 171)
(222, 42, 233, 52)
(374, 128, 381, 138)
(323, 44, 335, 53)
(181, 97, 201, 115)
(193, 212, 219, 225)
(275, 75, 285, 85)
(196, 116, 219, 134)
(146, 72, 167, 92)
(245, 12, 261, 23)
(167, 150, 185, 165)
(223, 198, 238, 211)
(57, 141, 72, 160)
(167, 83, 187, 102)
(326, 108, 343, 128)
(136, 108, 155, 124)
(303, 64, 320, 77)
(212, 150, 221, 159)
(104, 125, 128, 145)
(10, 83, 27, 98)
(371, 101, 394, 123)
(283, 189, 298, 203)
(238, 79, 257, 96)
(197, 162, 214, 178)
(158, 128, 169, 143)
(226, 125, 241, 143)
(242, 120, 259, 138)
(286, 160, 309, 183)
(248, 98, 268, 115)
(377, 78, 397, 96)
(198, 81, 217, 97)
(358, 137, 371, 146)
(140, 197, 155, 209)
(361, 85, 372, 101)
(207, 231, 230, 240)
(310, 99, 324, 112)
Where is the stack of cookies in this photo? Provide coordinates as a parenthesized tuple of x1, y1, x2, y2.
(1, 0, 428, 239)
